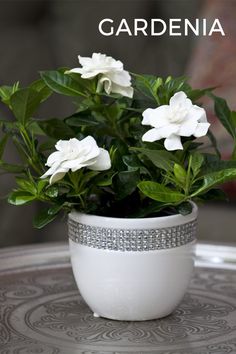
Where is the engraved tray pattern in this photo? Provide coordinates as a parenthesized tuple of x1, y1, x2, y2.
(0, 243, 236, 354)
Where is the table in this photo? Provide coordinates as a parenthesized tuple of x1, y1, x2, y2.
(0, 242, 236, 354)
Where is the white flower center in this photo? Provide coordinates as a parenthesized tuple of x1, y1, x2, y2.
(168, 105, 188, 124)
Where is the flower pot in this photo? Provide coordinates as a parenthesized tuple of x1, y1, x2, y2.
(68, 203, 197, 321)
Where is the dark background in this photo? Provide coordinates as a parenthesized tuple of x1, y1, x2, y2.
(0, 0, 235, 247)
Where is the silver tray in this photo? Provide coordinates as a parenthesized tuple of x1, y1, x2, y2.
(0, 242, 236, 354)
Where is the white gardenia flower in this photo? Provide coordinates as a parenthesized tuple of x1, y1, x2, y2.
(41, 136, 111, 184)
(141, 91, 210, 151)
(67, 53, 133, 98)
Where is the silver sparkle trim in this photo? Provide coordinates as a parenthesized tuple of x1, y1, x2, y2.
(68, 217, 197, 252)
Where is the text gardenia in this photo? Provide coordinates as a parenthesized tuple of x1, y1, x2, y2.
(98, 18, 225, 37)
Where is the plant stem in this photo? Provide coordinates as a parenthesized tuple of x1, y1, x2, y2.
(185, 154, 192, 197)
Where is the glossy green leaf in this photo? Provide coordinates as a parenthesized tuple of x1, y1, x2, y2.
(0, 160, 25, 173)
(134, 148, 178, 172)
(212, 95, 236, 139)
(191, 152, 204, 177)
(198, 188, 227, 202)
(201, 154, 236, 174)
(188, 87, 214, 101)
(38, 118, 74, 140)
(8, 191, 35, 205)
(45, 185, 59, 198)
(95, 172, 117, 187)
(133, 74, 162, 102)
(37, 179, 49, 194)
(30, 79, 52, 102)
(65, 113, 98, 127)
(33, 207, 59, 228)
(174, 164, 187, 184)
(10, 88, 42, 125)
(0, 135, 8, 159)
(116, 170, 140, 199)
(0, 82, 19, 105)
(138, 181, 185, 203)
(40, 70, 88, 97)
(207, 130, 221, 158)
(192, 168, 236, 197)
(16, 177, 37, 195)
(176, 201, 193, 215)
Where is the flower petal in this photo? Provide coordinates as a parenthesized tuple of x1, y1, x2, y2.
(41, 162, 63, 179)
(142, 106, 170, 128)
(194, 122, 210, 137)
(142, 108, 155, 126)
(99, 76, 112, 94)
(110, 82, 134, 98)
(66, 67, 84, 75)
(106, 70, 131, 87)
(179, 119, 198, 137)
(46, 151, 63, 166)
(80, 71, 101, 79)
(158, 124, 179, 137)
(187, 105, 207, 122)
(164, 134, 183, 151)
(78, 55, 93, 67)
(89, 148, 111, 171)
(49, 170, 67, 184)
(170, 91, 190, 107)
(142, 128, 163, 142)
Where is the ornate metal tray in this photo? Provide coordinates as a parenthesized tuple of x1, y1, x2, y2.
(0, 242, 236, 354)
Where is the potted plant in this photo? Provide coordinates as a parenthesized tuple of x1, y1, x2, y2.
(1, 53, 236, 321)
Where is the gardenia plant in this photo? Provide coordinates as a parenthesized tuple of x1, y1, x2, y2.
(1, 52, 236, 228)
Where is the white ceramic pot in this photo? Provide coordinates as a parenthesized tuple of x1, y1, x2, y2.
(68, 203, 198, 321)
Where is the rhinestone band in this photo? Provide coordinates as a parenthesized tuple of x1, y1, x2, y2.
(68, 217, 197, 252)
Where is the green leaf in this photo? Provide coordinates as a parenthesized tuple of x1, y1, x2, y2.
(191, 152, 204, 177)
(38, 118, 74, 140)
(116, 170, 140, 199)
(207, 130, 221, 158)
(15, 177, 37, 195)
(0, 135, 8, 159)
(40, 70, 88, 97)
(176, 201, 193, 215)
(95, 171, 117, 187)
(33, 207, 59, 228)
(0, 160, 25, 173)
(30, 79, 52, 102)
(10, 88, 42, 125)
(133, 74, 162, 103)
(65, 113, 98, 127)
(192, 168, 236, 197)
(198, 188, 227, 202)
(38, 140, 56, 152)
(138, 181, 185, 203)
(174, 164, 187, 184)
(0, 82, 19, 105)
(45, 185, 59, 198)
(162, 76, 191, 102)
(130, 201, 168, 218)
(201, 154, 236, 174)
(188, 87, 214, 101)
(231, 111, 236, 126)
(134, 148, 178, 172)
(48, 204, 64, 215)
(123, 154, 149, 175)
(37, 179, 49, 194)
(211, 94, 236, 139)
(8, 191, 35, 205)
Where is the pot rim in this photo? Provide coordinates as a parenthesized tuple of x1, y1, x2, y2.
(69, 202, 198, 229)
